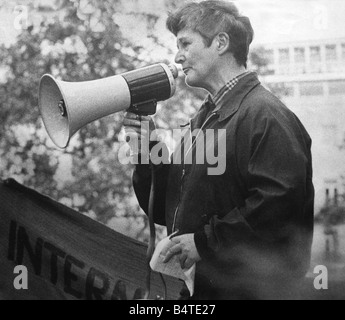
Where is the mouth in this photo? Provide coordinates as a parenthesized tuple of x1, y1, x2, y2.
(183, 67, 190, 75)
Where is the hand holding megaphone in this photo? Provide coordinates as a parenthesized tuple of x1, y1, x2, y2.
(123, 112, 157, 158)
(38, 63, 178, 148)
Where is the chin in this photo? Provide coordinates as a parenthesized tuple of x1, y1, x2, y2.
(185, 76, 200, 89)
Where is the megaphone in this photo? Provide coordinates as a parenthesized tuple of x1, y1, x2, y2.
(38, 63, 178, 149)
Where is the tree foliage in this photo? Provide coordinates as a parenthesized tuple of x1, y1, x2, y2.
(0, 0, 175, 241)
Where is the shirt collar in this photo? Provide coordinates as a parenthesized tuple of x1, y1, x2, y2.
(216, 71, 260, 122)
(210, 71, 252, 110)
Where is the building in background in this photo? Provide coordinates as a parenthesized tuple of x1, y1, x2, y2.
(260, 37, 345, 212)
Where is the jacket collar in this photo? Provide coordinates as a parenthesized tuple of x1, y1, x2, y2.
(214, 72, 260, 122)
(189, 72, 260, 130)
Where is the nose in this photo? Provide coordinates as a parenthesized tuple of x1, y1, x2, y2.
(174, 50, 185, 65)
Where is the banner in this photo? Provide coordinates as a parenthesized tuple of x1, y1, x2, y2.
(0, 179, 181, 300)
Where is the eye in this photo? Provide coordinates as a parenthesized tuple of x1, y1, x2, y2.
(178, 40, 190, 50)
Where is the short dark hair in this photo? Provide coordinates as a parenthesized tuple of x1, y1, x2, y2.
(166, 1, 254, 67)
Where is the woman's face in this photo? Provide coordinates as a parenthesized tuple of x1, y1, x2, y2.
(175, 28, 219, 93)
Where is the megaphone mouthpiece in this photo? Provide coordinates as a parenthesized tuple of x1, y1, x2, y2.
(168, 64, 178, 79)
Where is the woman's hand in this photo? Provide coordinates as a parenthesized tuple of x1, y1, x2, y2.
(163, 234, 201, 269)
(123, 112, 156, 155)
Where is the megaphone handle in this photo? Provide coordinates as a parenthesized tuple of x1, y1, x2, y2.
(128, 99, 166, 300)
(127, 100, 157, 116)
(144, 162, 156, 300)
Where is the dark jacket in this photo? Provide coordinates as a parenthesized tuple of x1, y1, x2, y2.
(133, 73, 314, 300)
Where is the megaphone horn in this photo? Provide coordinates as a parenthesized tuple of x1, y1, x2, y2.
(38, 63, 178, 149)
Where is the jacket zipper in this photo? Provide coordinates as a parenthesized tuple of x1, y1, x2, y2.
(172, 112, 218, 232)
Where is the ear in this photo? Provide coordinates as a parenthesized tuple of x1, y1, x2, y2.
(215, 32, 230, 55)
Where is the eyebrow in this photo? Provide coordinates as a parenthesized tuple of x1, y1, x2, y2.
(176, 37, 189, 48)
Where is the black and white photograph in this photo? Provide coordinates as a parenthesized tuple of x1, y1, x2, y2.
(0, 0, 344, 304)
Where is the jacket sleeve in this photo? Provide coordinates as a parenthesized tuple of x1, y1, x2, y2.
(194, 103, 314, 277)
(132, 141, 170, 226)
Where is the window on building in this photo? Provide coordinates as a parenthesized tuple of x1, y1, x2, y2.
(310, 46, 321, 62)
(325, 45, 338, 72)
(325, 45, 337, 61)
(300, 81, 324, 96)
(279, 48, 290, 64)
(278, 48, 290, 74)
(294, 47, 305, 63)
(310, 46, 322, 73)
(294, 47, 306, 73)
(265, 49, 274, 65)
(329, 80, 345, 95)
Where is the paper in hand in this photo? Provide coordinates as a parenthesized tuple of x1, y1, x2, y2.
(149, 235, 196, 296)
